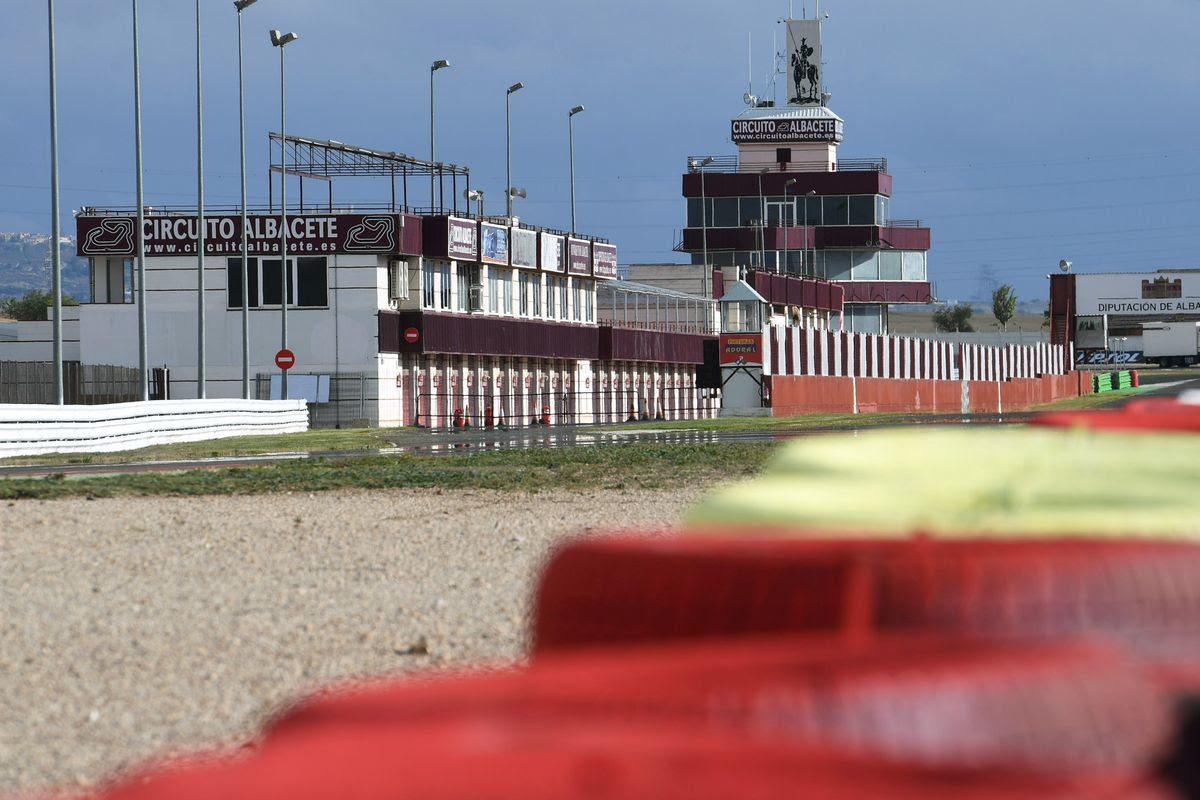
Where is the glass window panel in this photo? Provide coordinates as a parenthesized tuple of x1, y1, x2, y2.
(902, 251, 926, 281)
(227, 257, 242, 308)
(297, 257, 327, 307)
(422, 261, 434, 307)
(261, 259, 293, 306)
(439, 263, 451, 309)
(739, 196, 762, 226)
(804, 195, 822, 226)
(712, 198, 739, 227)
(546, 275, 556, 317)
(687, 198, 703, 228)
(825, 251, 852, 281)
(851, 250, 878, 280)
(488, 269, 499, 312)
(876, 195, 889, 225)
(784, 249, 803, 274)
(848, 196, 875, 225)
(558, 277, 568, 319)
(502, 270, 513, 314)
(823, 195, 849, 226)
(880, 251, 903, 280)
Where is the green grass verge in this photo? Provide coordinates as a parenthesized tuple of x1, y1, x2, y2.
(0, 442, 774, 501)
(0, 427, 397, 468)
(1029, 386, 1151, 412)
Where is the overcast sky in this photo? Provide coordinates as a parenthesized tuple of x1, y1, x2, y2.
(3, 0, 1198, 302)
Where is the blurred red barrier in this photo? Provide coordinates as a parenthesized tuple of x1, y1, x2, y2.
(96, 717, 1172, 800)
(532, 536, 1200, 684)
(264, 635, 1168, 776)
(1032, 397, 1200, 433)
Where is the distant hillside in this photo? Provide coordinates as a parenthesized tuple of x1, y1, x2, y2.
(0, 233, 90, 301)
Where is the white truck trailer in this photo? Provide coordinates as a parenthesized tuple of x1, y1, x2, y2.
(1141, 321, 1200, 367)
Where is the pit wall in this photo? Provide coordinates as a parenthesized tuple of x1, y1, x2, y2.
(766, 372, 1089, 416)
(391, 354, 719, 429)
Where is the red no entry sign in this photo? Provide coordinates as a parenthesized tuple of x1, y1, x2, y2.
(275, 348, 296, 370)
(404, 327, 420, 344)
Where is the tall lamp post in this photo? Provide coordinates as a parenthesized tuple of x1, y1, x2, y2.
(271, 28, 298, 399)
(804, 188, 816, 276)
(195, 0, 207, 399)
(567, 104, 584, 233)
(783, 178, 796, 275)
(234, 0, 257, 400)
(47, 0, 63, 404)
(505, 82, 524, 218)
(691, 156, 714, 293)
(132, 0, 148, 400)
(430, 59, 450, 212)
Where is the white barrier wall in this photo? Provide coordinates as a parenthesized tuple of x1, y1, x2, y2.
(0, 399, 309, 458)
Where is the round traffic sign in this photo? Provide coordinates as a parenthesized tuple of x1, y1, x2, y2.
(275, 348, 296, 370)
(404, 327, 420, 344)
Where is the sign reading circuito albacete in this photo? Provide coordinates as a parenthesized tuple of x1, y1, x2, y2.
(730, 117, 843, 144)
(76, 213, 404, 257)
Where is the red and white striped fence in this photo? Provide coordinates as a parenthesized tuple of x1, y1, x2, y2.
(765, 327, 1068, 381)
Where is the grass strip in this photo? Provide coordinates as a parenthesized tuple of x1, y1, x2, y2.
(0, 442, 774, 501)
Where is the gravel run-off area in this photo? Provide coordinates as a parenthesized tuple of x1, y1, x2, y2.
(0, 486, 708, 797)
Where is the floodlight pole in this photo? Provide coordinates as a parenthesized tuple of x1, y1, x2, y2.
(195, 0, 207, 399)
(505, 82, 524, 218)
(235, 0, 257, 399)
(133, 0, 148, 400)
(568, 105, 584, 233)
(48, 0, 63, 405)
(430, 59, 449, 212)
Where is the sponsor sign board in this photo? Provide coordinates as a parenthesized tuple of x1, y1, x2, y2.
(1074, 349, 1144, 365)
(719, 333, 763, 365)
(479, 222, 509, 265)
(730, 116, 842, 144)
(566, 237, 591, 276)
(511, 227, 537, 269)
(77, 213, 404, 257)
(785, 19, 823, 106)
(1074, 273, 1200, 316)
(540, 233, 564, 273)
(592, 243, 618, 280)
(447, 216, 478, 260)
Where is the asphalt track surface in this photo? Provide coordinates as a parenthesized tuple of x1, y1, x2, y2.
(2, 371, 1197, 481)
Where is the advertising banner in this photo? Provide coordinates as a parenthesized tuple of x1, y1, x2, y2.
(540, 233, 564, 273)
(592, 243, 618, 280)
(566, 237, 591, 276)
(719, 333, 763, 365)
(511, 228, 537, 269)
(1074, 349, 1144, 365)
(77, 213, 405, 257)
(730, 116, 842, 144)
(1075, 273, 1200, 316)
(785, 19, 823, 106)
(480, 222, 510, 265)
(447, 216, 478, 261)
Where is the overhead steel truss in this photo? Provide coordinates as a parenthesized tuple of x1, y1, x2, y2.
(267, 132, 470, 214)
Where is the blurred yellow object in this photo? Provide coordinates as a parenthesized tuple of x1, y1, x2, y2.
(686, 426, 1200, 538)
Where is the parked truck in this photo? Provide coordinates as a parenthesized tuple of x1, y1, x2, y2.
(1141, 321, 1200, 367)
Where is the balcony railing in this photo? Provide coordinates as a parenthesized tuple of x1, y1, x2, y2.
(685, 156, 889, 174)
